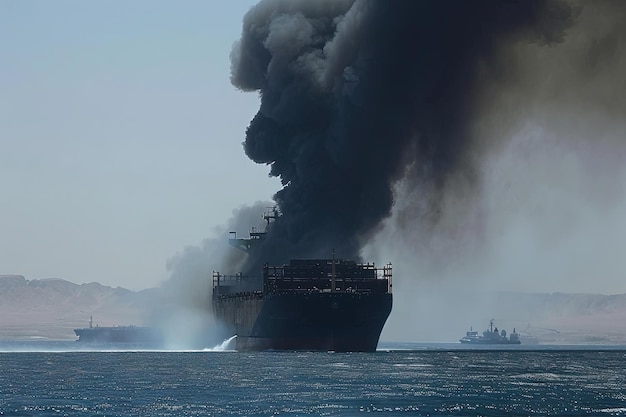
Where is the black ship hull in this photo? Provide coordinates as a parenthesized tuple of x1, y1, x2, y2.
(215, 291, 392, 351)
(213, 258, 393, 352)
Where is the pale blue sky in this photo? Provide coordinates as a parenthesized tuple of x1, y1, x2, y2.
(1, 1, 279, 289)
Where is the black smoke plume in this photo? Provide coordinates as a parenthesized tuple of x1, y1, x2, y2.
(230, 0, 575, 274)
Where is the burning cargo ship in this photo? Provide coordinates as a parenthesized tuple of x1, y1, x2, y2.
(211, 208, 393, 352)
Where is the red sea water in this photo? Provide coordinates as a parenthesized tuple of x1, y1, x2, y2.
(1, 342, 625, 416)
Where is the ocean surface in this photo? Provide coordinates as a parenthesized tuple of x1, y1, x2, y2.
(1, 342, 625, 416)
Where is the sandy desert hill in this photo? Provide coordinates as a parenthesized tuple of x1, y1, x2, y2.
(0, 275, 158, 340)
(1, 274, 625, 343)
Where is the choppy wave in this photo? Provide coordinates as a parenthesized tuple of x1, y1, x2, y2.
(1, 350, 625, 416)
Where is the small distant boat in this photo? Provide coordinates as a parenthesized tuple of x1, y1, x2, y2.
(460, 319, 521, 345)
(74, 316, 161, 344)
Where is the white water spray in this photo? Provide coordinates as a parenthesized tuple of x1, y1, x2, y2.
(204, 335, 237, 352)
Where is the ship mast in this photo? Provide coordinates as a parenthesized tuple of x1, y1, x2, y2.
(331, 249, 336, 292)
(228, 207, 279, 253)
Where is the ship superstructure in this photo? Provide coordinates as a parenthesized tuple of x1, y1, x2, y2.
(212, 208, 393, 352)
(459, 319, 521, 345)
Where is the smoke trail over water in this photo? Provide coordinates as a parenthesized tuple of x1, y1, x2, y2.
(230, 0, 576, 274)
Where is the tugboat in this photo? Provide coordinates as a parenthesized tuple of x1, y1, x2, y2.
(460, 319, 521, 344)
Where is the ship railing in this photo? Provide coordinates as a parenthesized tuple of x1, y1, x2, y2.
(265, 287, 376, 295)
(383, 262, 392, 293)
(214, 290, 264, 301)
(264, 276, 383, 283)
(262, 263, 392, 294)
(264, 270, 379, 280)
(212, 271, 246, 297)
(263, 266, 391, 280)
(264, 279, 388, 294)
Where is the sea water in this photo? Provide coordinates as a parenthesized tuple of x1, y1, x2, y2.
(1, 342, 625, 416)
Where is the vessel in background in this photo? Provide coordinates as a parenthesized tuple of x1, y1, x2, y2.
(460, 319, 521, 344)
(74, 316, 161, 344)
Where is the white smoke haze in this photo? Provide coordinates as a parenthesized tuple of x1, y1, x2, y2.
(153, 202, 272, 348)
(365, 1, 626, 342)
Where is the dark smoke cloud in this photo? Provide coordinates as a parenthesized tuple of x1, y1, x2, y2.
(374, 0, 626, 279)
(230, 0, 576, 274)
(363, 1, 626, 340)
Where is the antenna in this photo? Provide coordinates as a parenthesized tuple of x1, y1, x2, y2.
(331, 249, 336, 292)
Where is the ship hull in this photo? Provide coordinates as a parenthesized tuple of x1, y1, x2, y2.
(459, 339, 521, 345)
(74, 327, 161, 344)
(214, 291, 392, 352)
